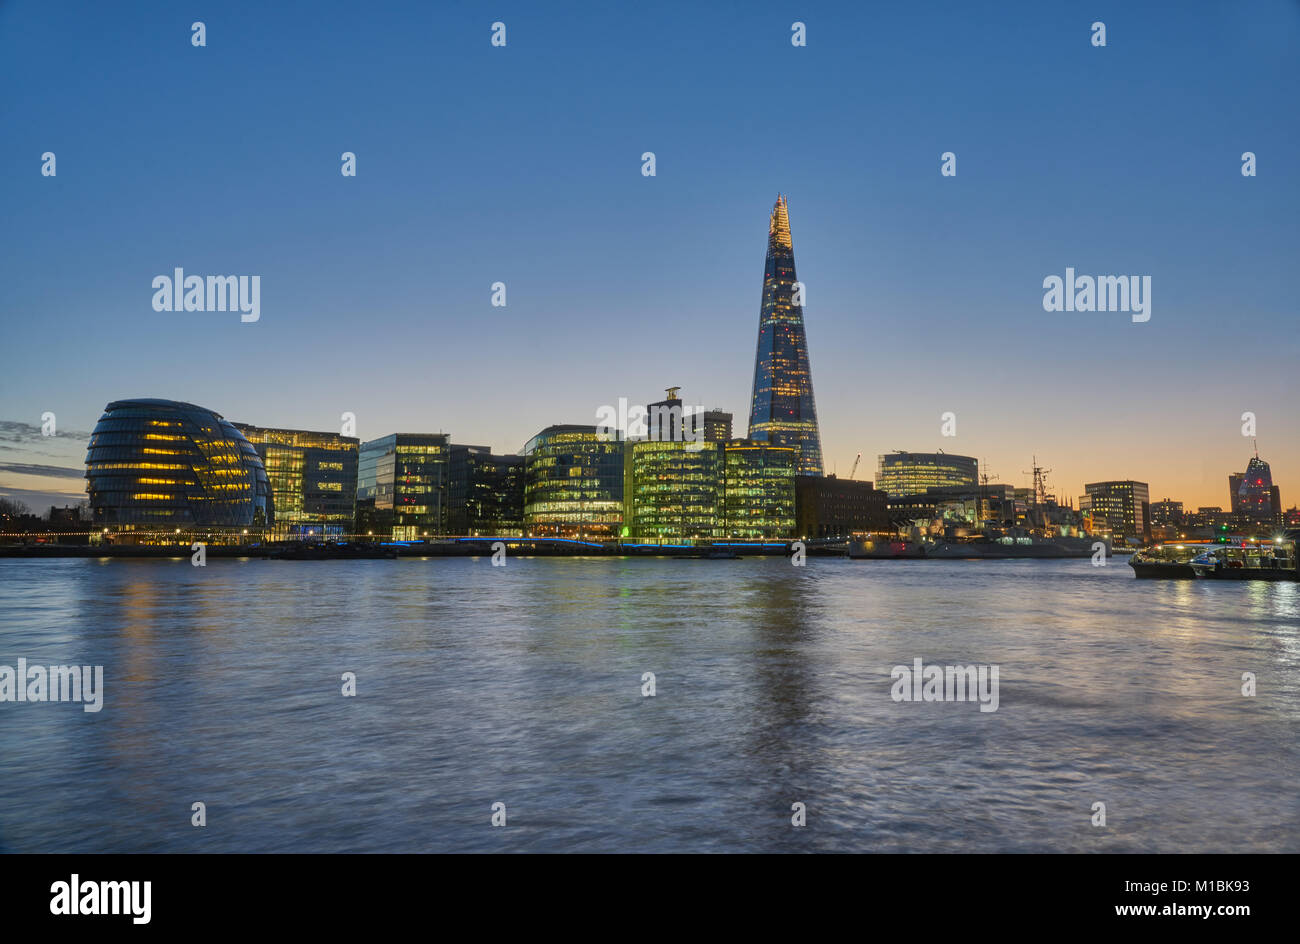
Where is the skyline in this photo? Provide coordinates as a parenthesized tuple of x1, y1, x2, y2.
(2, 0, 1298, 511)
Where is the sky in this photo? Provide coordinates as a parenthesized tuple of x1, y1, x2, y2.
(1, 0, 1298, 511)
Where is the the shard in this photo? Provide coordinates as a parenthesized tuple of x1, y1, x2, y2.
(746, 195, 824, 475)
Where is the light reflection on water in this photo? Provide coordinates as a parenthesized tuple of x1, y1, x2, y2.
(0, 557, 1296, 852)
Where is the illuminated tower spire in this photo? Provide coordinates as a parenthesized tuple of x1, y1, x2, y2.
(747, 195, 823, 475)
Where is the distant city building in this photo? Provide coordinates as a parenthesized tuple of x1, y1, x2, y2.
(522, 425, 624, 538)
(1228, 473, 1245, 513)
(1082, 480, 1150, 540)
(447, 445, 524, 536)
(1149, 498, 1184, 526)
(1231, 453, 1279, 524)
(234, 424, 358, 538)
(722, 440, 796, 539)
(703, 410, 733, 443)
(876, 451, 979, 498)
(747, 195, 824, 475)
(795, 475, 887, 539)
(356, 433, 449, 539)
(47, 505, 86, 528)
(85, 398, 273, 534)
(1183, 506, 1230, 531)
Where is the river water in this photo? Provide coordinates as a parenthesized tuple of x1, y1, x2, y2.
(1, 556, 1296, 852)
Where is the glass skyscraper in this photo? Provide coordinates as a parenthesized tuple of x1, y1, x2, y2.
(747, 195, 824, 476)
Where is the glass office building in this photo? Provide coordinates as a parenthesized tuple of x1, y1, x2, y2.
(747, 195, 824, 476)
(722, 440, 796, 539)
(84, 398, 274, 534)
(626, 440, 723, 542)
(356, 433, 449, 539)
(448, 445, 525, 536)
(234, 424, 358, 538)
(522, 425, 624, 538)
(876, 451, 979, 498)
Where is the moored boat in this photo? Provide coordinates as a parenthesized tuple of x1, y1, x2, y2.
(1189, 538, 1298, 581)
(1129, 541, 1218, 578)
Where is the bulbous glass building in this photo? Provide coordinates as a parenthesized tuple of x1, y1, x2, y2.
(85, 398, 274, 532)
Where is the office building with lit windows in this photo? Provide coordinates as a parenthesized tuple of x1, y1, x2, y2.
(747, 195, 824, 476)
(356, 433, 449, 539)
(1149, 499, 1184, 526)
(625, 440, 723, 542)
(448, 445, 525, 536)
(618, 389, 728, 543)
(722, 439, 796, 539)
(876, 451, 979, 498)
(1082, 480, 1150, 541)
(84, 398, 274, 534)
(522, 425, 624, 538)
(234, 424, 358, 538)
(703, 409, 733, 444)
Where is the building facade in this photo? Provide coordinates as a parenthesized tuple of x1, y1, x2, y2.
(703, 410, 733, 444)
(85, 398, 274, 535)
(234, 424, 358, 538)
(746, 195, 824, 475)
(722, 440, 796, 539)
(625, 440, 723, 542)
(356, 433, 450, 539)
(1082, 480, 1150, 541)
(795, 475, 888, 539)
(447, 445, 525, 536)
(1149, 498, 1184, 526)
(876, 451, 979, 498)
(522, 425, 624, 538)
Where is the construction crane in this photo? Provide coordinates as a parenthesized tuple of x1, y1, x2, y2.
(849, 452, 861, 480)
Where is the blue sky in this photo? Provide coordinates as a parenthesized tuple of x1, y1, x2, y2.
(1, 0, 1297, 509)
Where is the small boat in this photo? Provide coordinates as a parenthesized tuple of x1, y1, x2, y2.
(1189, 538, 1298, 581)
(1129, 541, 1218, 578)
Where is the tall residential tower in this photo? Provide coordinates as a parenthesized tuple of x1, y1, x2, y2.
(747, 195, 824, 475)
